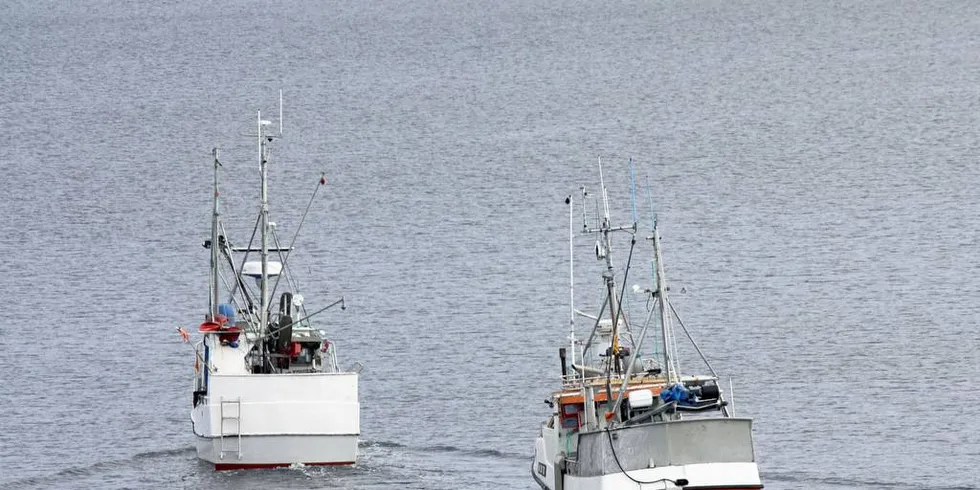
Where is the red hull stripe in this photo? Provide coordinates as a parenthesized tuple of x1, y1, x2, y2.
(214, 461, 355, 471)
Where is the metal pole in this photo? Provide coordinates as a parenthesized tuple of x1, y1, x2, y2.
(652, 225, 675, 382)
(729, 376, 736, 416)
(610, 305, 657, 418)
(568, 195, 575, 368)
(596, 157, 620, 366)
(259, 111, 269, 341)
(210, 148, 220, 320)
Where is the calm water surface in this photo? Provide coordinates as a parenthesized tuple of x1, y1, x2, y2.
(1, 0, 978, 488)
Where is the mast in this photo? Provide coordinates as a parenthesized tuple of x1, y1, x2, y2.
(259, 110, 270, 339)
(577, 157, 640, 427)
(256, 92, 283, 363)
(210, 148, 220, 320)
(597, 158, 621, 372)
(567, 194, 576, 369)
(652, 219, 678, 382)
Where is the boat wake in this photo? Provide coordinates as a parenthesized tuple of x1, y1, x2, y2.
(1, 441, 527, 489)
(359, 439, 407, 449)
(414, 443, 528, 461)
(0, 447, 195, 489)
(360, 439, 527, 461)
(130, 446, 197, 461)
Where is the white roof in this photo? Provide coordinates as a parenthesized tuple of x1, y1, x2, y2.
(242, 261, 282, 278)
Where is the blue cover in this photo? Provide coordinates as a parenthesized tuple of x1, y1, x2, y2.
(659, 383, 691, 404)
(217, 303, 236, 323)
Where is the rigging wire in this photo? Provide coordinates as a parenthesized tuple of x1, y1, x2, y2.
(268, 174, 326, 304)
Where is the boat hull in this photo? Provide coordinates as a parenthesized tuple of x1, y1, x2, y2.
(532, 418, 762, 490)
(547, 463, 761, 489)
(534, 458, 761, 490)
(190, 371, 360, 470)
(195, 433, 358, 470)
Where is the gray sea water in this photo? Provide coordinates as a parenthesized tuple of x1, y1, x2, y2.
(2, 0, 979, 488)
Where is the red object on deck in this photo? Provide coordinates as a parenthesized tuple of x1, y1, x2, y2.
(199, 321, 221, 332)
(199, 321, 241, 343)
(219, 325, 242, 343)
(290, 342, 302, 357)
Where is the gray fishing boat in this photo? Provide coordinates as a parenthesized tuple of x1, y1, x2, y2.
(531, 159, 763, 490)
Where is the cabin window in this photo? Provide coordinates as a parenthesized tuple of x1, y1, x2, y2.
(560, 403, 583, 429)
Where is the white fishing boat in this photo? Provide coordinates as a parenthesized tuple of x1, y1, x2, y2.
(532, 159, 762, 489)
(185, 95, 360, 470)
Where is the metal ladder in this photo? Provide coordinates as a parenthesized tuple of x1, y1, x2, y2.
(219, 397, 242, 460)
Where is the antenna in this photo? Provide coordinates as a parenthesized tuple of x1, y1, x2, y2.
(580, 186, 593, 231)
(629, 158, 638, 225)
(597, 156, 611, 224)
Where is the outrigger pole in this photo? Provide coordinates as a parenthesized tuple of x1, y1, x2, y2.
(268, 173, 327, 308)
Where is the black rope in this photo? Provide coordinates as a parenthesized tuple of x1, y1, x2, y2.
(605, 427, 687, 487)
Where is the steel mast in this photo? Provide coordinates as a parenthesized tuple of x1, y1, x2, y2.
(597, 158, 622, 374)
(258, 110, 271, 345)
(652, 218, 680, 383)
(210, 148, 221, 320)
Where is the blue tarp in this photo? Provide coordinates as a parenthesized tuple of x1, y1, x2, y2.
(659, 383, 691, 404)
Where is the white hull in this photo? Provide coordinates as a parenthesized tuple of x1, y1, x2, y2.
(190, 366, 360, 470)
(533, 461, 761, 490)
(532, 418, 762, 490)
(194, 434, 357, 469)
